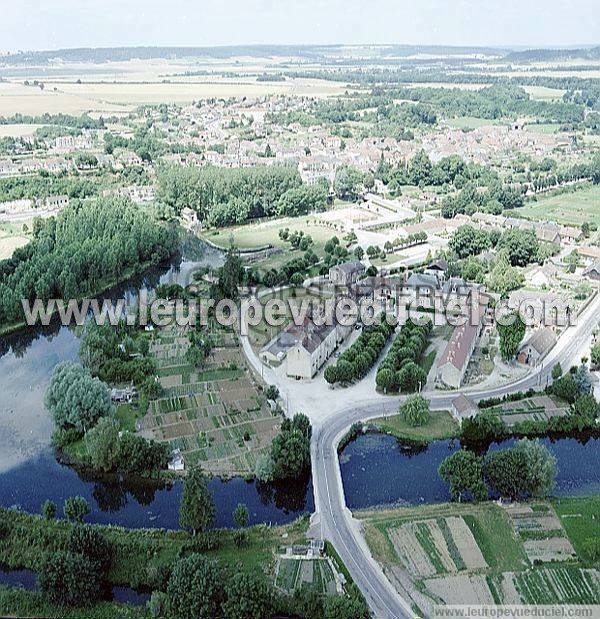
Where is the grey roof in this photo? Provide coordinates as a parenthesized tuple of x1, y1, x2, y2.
(522, 328, 557, 356)
(426, 259, 448, 272)
(405, 272, 439, 289)
(333, 261, 365, 275)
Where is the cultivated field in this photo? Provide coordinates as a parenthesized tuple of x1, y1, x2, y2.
(136, 320, 281, 476)
(483, 395, 569, 426)
(510, 185, 600, 227)
(359, 499, 600, 613)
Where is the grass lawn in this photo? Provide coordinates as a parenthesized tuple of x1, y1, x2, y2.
(508, 184, 600, 227)
(446, 116, 502, 130)
(419, 349, 437, 376)
(204, 216, 335, 252)
(0, 221, 32, 260)
(371, 409, 459, 442)
(552, 496, 600, 565)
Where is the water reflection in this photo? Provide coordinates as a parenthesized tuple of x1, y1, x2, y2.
(0, 241, 313, 528)
(340, 433, 600, 510)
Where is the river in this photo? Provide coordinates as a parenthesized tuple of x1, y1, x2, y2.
(0, 242, 313, 529)
(339, 432, 600, 509)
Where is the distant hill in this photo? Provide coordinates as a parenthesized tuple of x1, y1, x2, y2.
(503, 46, 600, 62)
(0, 44, 510, 66)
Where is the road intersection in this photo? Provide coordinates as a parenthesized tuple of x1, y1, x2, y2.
(240, 290, 600, 617)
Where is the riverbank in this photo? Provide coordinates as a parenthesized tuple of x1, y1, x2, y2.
(369, 409, 459, 443)
(0, 255, 175, 338)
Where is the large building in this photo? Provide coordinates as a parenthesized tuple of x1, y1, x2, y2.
(260, 317, 352, 380)
(436, 300, 487, 389)
(329, 261, 366, 286)
(286, 320, 351, 380)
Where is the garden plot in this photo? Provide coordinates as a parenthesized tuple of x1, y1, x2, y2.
(504, 503, 577, 564)
(489, 396, 569, 426)
(389, 516, 487, 577)
(425, 574, 496, 605)
(511, 567, 600, 605)
(275, 558, 337, 595)
(523, 538, 577, 563)
(138, 321, 281, 475)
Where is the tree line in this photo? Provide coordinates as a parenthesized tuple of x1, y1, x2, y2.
(0, 196, 180, 327)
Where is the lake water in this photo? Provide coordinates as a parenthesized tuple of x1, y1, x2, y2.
(0, 244, 313, 529)
(339, 433, 600, 509)
(0, 565, 151, 607)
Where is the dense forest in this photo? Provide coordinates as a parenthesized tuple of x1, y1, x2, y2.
(0, 197, 179, 326)
(156, 163, 324, 226)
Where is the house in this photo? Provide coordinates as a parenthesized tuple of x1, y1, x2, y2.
(423, 259, 448, 284)
(436, 301, 487, 389)
(286, 320, 352, 380)
(451, 394, 478, 424)
(525, 263, 557, 288)
(110, 385, 138, 403)
(44, 195, 69, 210)
(583, 261, 600, 281)
(329, 261, 366, 286)
(517, 328, 557, 366)
(168, 449, 185, 472)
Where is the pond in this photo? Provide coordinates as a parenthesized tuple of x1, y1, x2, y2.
(0, 565, 151, 607)
(0, 243, 313, 529)
(339, 433, 600, 510)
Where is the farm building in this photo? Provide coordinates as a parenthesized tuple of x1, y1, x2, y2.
(518, 328, 557, 366)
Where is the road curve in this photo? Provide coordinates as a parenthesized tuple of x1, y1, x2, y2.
(310, 291, 600, 618)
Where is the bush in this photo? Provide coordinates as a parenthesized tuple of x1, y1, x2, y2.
(39, 551, 101, 607)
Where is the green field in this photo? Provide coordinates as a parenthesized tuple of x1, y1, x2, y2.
(552, 496, 600, 565)
(447, 116, 502, 130)
(371, 409, 459, 442)
(509, 184, 600, 226)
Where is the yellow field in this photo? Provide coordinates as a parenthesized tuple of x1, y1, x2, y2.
(0, 56, 347, 116)
(0, 123, 45, 137)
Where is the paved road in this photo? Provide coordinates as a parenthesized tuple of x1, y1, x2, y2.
(240, 290, 600, 618)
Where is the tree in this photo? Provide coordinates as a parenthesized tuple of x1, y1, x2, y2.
(265, 385, 279, 401)
(218, 248, 244, 299)
(254, 453, 274, 482)
(324, 364, 338, 386)
(63, 496, 90, 523)
(333, 165, 364, 201)
(222, 572, 273, 619)
(45, 362, 112, 433)
(496, 229, 539, 266)
(233, 503, 249, 529)
(376, 367, 396, 393)
(497, 313, 525, 362)
(516, 438, 557, 498)
(572, 394, 600, 422)
(449, 225, 490, 259)
(39, 551, 100, 607)
(483, 439, 556, 499)
(396, 361, 427, 392)
(85, 417, 120, 472)
(179, 468, 215, 535)
(592, 342, 600, 368)
(324, 593, 370, 619)
(271, 420, 311, 480)
(167, 554, 223, 619)
(68, 525, 112, 574)
(573, 364, 592, 396)
(399, 394, 430, 427)
(486, 254, 523, 297)
(551, 372, 579, 404)
(41, 500, 56, 520)
(461, 412, 507, 442)
(552, 363, 563, 380)
(439, 450, 488, 502)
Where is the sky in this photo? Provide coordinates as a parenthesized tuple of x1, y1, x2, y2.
(1, 0, 599, 53)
